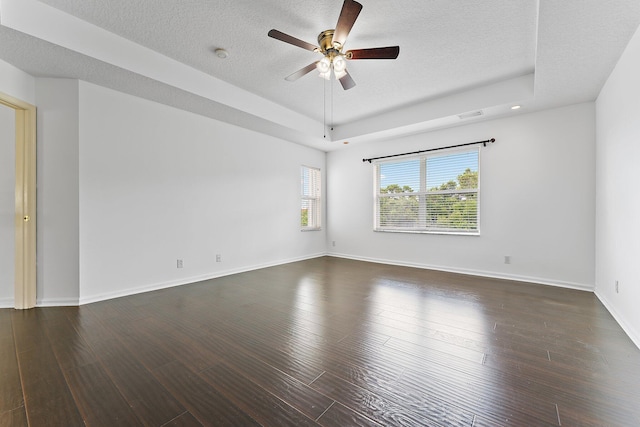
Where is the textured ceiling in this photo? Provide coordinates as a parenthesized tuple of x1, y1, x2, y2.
(1, 0, 639, 150)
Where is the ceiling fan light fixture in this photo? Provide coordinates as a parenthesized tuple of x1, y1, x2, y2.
(317, 57, 331, 73)
(333, 55, 347, 73)
(268, 0, 399, 91)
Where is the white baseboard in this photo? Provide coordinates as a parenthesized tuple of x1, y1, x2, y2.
(327, 252, 595, 292)
(4, 297, 80, 308)
(595, 290, 640, 351)
(36, 297, 80, 307)
(77, 252, 327, 306)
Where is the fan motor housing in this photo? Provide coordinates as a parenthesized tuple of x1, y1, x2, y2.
(318, 29, 340, 53)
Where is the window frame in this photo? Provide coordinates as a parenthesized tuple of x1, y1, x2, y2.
(373, 147, 480, 235)
(300, 165, 322, 231)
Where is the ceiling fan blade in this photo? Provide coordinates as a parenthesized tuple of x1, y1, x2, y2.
(339, 70, 356, 90)
(268, 29, 318, 52)
(333, 0, 363, 48)
(346, 46, 400, 60)
(285, 62, 319, 82)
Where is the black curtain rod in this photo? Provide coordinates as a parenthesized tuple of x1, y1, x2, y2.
(362, 138, 495, 163)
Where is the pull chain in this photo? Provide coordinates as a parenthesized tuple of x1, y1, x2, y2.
(331, 76, 334, 133)
(323, 77, 326, 138)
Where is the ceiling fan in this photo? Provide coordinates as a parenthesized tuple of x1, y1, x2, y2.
(268, 0, 400, 90)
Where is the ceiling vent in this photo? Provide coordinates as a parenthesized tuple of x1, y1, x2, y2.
(458, 110, 483, 120)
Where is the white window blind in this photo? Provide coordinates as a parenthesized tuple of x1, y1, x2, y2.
(374, 148, 479, 234)
(301, 166, 321, 230)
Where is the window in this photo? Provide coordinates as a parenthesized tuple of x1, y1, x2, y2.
(301, 166, 321, 230)
(374, 148, 479, 234)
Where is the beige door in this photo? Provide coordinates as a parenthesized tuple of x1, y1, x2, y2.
(1, 91, 36, 309)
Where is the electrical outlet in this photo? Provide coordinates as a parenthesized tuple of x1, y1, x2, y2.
(177, 259, 183, 268)
(615, 280, 619, 293)
(504, 255, 511, 265)
(332, 241, 336, 247)
(216, 254, 222, 262)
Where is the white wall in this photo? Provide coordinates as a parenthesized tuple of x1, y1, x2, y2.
(0, 59, 36, 104)
(595, 25, 640, 348)
(77, 81, 326, 303)
(3, 75, 326, 306)
(0, 104, 15, 307)
(36, 78, 81, 305)
(328, 103, 596, 290)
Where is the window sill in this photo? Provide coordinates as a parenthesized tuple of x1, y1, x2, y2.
(301, 228, 322, 232)
(374, 228, 479, 236)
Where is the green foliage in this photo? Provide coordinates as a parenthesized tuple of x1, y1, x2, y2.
(301, 209, 308, 227)
(457, 168, 478, 189)
(379, 194, 419, 227)
(426, 193, 477, 230)
(380, 168, 478, 230)
(381, 184, 415, 194)
(435, 180, 457, 191)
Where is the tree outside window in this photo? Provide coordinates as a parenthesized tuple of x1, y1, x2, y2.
(375, 149, 479, 234)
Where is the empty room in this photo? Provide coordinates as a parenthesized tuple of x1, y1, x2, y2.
(1, 0, 640, 426)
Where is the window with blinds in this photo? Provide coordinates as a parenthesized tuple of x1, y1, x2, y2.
(374, 148, 479, 234)
(301, 166, 321, 230)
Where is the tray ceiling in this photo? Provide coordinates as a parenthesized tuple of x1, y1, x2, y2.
(1, 0, 639, 150)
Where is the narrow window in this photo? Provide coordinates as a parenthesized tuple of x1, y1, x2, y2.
(301, 166, 321, 230)
(375, 148, 479, 234)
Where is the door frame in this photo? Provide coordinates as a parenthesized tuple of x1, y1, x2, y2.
(1, 91, 36, 309)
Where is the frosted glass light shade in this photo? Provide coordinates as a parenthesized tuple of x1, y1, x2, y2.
(333, 55, 346, 73)
(316, 57, 331, 73)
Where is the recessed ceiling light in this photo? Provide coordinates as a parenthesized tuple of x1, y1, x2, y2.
(511, 105, 521, 110)
(214, 48, 229, 59)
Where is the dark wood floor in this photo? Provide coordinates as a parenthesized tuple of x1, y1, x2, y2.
(2, 257, 640, 426)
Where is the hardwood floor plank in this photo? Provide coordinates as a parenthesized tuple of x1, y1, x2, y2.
(0, 336, 23, 414)
(316, 401, 383, 427)
(218, 348, 334, 420)
(160, 411, 203, 427)
(384, 335, 485, 364)
(199, 362, 322, 427)
(483, 350, 640, 420)
(14, 310, 84, 425)
(219, 313, 409, 402)
(311, 371, 472, 427)
(17, 345, 63, 389)
(22, 375, 84, 427)
(153, 360, 261, 427)
(106, 320, 178, 370)
(66, 306, 120, 354)
(556, 403, 639, 427)
(471, 414, 555, 427)
(43, 313, 98, 372)
(0, 309, 14, 340)
(10, 310, 49, 354)
(0, 405, 27, 427)
(127, 317, 223, 372)
(398, 365, 560, 426)
(206, 320, 326, 384)
(63, 362, 142, 426)
(96, 338, 187, 426)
